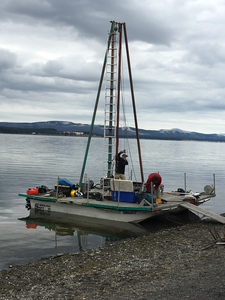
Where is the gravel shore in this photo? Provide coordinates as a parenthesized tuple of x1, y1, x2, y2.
(0, 219, 225, 300)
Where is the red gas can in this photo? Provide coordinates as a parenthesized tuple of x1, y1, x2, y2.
(27, 188, 39, 195)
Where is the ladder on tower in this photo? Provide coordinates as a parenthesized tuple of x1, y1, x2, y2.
(103, 30, 118, 180)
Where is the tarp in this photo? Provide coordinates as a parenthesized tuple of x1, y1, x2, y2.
(58, 178, 74, 188)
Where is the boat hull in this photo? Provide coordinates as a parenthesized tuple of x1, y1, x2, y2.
(29, 198, 159, 223)
(19, 189, 215, 224)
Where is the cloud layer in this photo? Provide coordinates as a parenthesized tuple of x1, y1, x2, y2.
(0, 0, 225, 134)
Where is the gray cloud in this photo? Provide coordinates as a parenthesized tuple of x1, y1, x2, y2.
(0, 49, 17, 70)
(0, 0, 225, 133)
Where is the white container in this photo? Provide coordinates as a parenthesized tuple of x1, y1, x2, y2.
(204, 184, 214, 194)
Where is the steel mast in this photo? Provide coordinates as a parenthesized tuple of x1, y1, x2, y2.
(78, 21, 144, 191)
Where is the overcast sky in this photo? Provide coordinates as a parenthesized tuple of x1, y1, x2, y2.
(0, 0, 225, 134)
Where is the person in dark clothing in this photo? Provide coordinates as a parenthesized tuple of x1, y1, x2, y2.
(115, 149, 128, 180)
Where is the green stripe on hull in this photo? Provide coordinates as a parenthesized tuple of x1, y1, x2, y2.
(18, 194, 55, 202)
(81, 202, 152, 211)
(18, 193, 152, 211)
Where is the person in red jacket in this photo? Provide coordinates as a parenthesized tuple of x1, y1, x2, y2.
(146, 173, 162, 194)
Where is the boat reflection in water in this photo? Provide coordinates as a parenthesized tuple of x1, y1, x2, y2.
(19, 207, 200, 252)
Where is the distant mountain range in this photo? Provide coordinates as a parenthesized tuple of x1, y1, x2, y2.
(1, 121, 225, 142)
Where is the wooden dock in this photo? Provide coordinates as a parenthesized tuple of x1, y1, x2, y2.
(180, 202, 225, 224)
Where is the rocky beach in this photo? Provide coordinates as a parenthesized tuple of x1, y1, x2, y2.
(0, 219, 225, 300)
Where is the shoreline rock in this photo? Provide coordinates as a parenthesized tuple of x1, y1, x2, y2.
(0, 220, 225, 299)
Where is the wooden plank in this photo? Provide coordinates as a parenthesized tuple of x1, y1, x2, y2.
(180, 202, 225, 224)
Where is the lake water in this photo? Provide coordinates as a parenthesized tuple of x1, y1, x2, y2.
(0, 134, 224, 270)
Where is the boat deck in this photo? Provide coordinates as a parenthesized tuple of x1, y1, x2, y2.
(18, 190, 213, 212)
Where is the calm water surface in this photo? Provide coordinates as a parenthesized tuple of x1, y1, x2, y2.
(0, 134, 224, 270)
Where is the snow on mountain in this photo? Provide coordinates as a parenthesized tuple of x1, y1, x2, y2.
(159, 128, 192, 134)
(121, 127, 146, 135)
(122, 127, 136, 133)
(62, 121, 72, 125)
